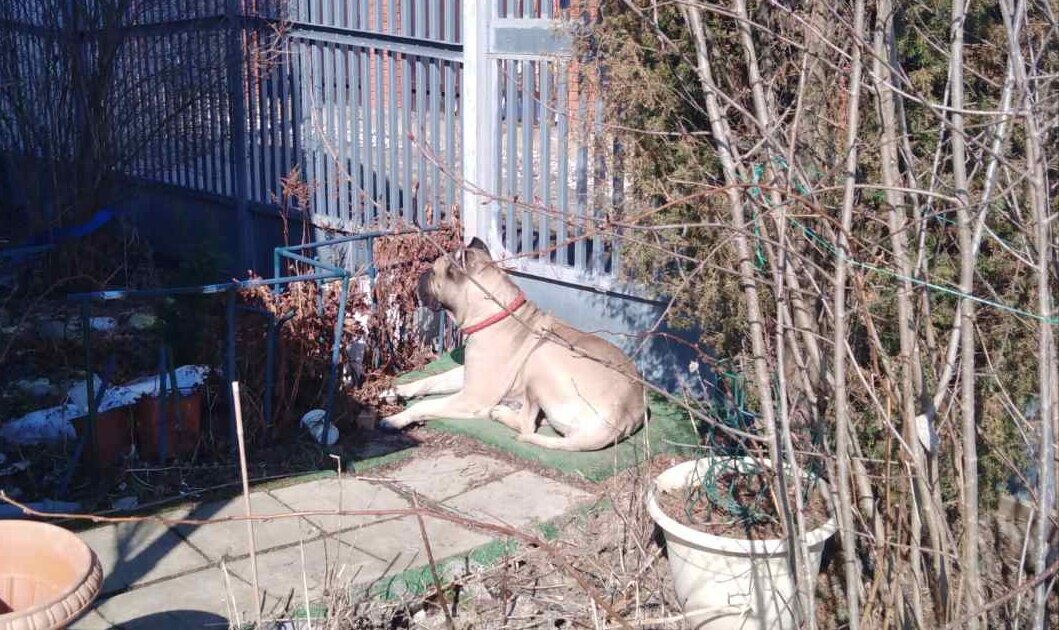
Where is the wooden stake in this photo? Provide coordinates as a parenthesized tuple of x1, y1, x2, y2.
(412, 493, 456, 630)
(231, 381, 263, 627)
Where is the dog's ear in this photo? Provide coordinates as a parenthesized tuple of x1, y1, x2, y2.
(451, 238, 490, 272)
(466, 237, 490, 255)
(451, 246, 467, 271)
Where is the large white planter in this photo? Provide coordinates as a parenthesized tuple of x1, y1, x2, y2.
(646, 457, 837, 629)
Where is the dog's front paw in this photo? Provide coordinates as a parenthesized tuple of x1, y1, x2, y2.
(379, 387, 401, 402)
(377, 415, 407, 433)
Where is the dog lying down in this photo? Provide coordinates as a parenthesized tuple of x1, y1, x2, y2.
(379, 238, 646, 452)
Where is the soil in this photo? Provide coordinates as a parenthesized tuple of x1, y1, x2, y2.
(655, 464, 831, 540)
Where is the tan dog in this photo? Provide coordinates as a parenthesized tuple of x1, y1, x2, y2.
(379, 238, 646, 451)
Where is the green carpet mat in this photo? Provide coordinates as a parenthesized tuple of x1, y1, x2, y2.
(396, 350, 699, 482)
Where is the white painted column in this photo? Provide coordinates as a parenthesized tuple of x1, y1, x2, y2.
(460, 1, 498, 249)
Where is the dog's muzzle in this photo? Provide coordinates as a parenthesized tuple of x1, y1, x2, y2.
(416, 270, 441, 312)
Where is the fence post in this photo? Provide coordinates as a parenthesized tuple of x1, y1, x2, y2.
(460, 1, 497, 248)
(226, 0, 254, 272)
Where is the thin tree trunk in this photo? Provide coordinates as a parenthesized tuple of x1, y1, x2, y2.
(730, 0, 814, 618)
(948, 0, 982, 623)
(677, 9, 782, 436)
(677, 11, 806, 611)
(871, 1, 931, 624)
(997, 2, 1057, 626)
(832, 0, 867, 625)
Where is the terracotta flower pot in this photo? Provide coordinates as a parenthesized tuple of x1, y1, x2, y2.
(79, 406, 134, 470)
(134, 389, 203, 461)
(0, 520, 102, 629)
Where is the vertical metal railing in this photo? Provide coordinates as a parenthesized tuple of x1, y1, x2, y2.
(283, 0, 462, 239)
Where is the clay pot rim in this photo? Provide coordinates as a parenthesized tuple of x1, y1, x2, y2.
(0, 520, 101, 624)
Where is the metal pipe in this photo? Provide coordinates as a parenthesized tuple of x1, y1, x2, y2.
(264, 315, 276, 431)
(272, 244, 282, 297)
(67, 271, 345, 302)
(226, 289, 237, 457)
(276, 250, 347, 275)
(157, 345, 169, 462)
(80, 302, 97, 472)
(60, 356, 114, 494)
(274, 226, 434, 254)
(59, 229, 434, 467)
(322, 274, 350, 447)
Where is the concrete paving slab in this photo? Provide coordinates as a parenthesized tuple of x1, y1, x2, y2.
(445, 470, 593, 528)
(341, 514, 493, 576)
(176, 491, 316, 560)
(269, 476, 410, 533)
(71, 566, 263, 630)
(78, 520, 211, 595)
(229, 537, 387, 605)
(387, 450, 515, 500)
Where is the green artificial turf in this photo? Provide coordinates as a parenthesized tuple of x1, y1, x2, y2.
(397, 350, 700, 483)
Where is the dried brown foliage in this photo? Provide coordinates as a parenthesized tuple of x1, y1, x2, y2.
(237, 217, 462, 429)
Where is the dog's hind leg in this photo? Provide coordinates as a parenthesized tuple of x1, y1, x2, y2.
(386, 366, 464, 400)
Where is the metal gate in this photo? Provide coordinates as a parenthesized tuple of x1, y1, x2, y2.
(0, 1, 623, 283)
(464, 1, 623, 288)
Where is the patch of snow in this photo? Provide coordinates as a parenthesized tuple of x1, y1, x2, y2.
(89, 316, 118, 332)
(137, 365, 211, 396)
(65, 374, 103, 410)
(0, 404, 80, 445)
(127, 312, 158, 330)
(13, 377, 55, 398)
(98, 366, 211, 411)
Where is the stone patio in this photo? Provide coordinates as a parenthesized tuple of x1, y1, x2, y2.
(71, 450, 592, 629)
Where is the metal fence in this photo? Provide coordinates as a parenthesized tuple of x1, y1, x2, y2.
(0, 1, 623, 285)
(288, 0, 462, 233)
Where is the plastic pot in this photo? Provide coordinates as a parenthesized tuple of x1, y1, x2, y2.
(646, 457, 837, 630)
(0, 520, 102, 629)
(134, 389, 203, 461)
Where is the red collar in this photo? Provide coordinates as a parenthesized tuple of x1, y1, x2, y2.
(462, 292, 527, 336)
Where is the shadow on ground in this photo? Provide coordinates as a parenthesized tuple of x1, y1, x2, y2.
(111, 610, 228, 629)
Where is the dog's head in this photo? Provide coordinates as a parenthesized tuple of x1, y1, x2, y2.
(416, 237, 506, 317)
